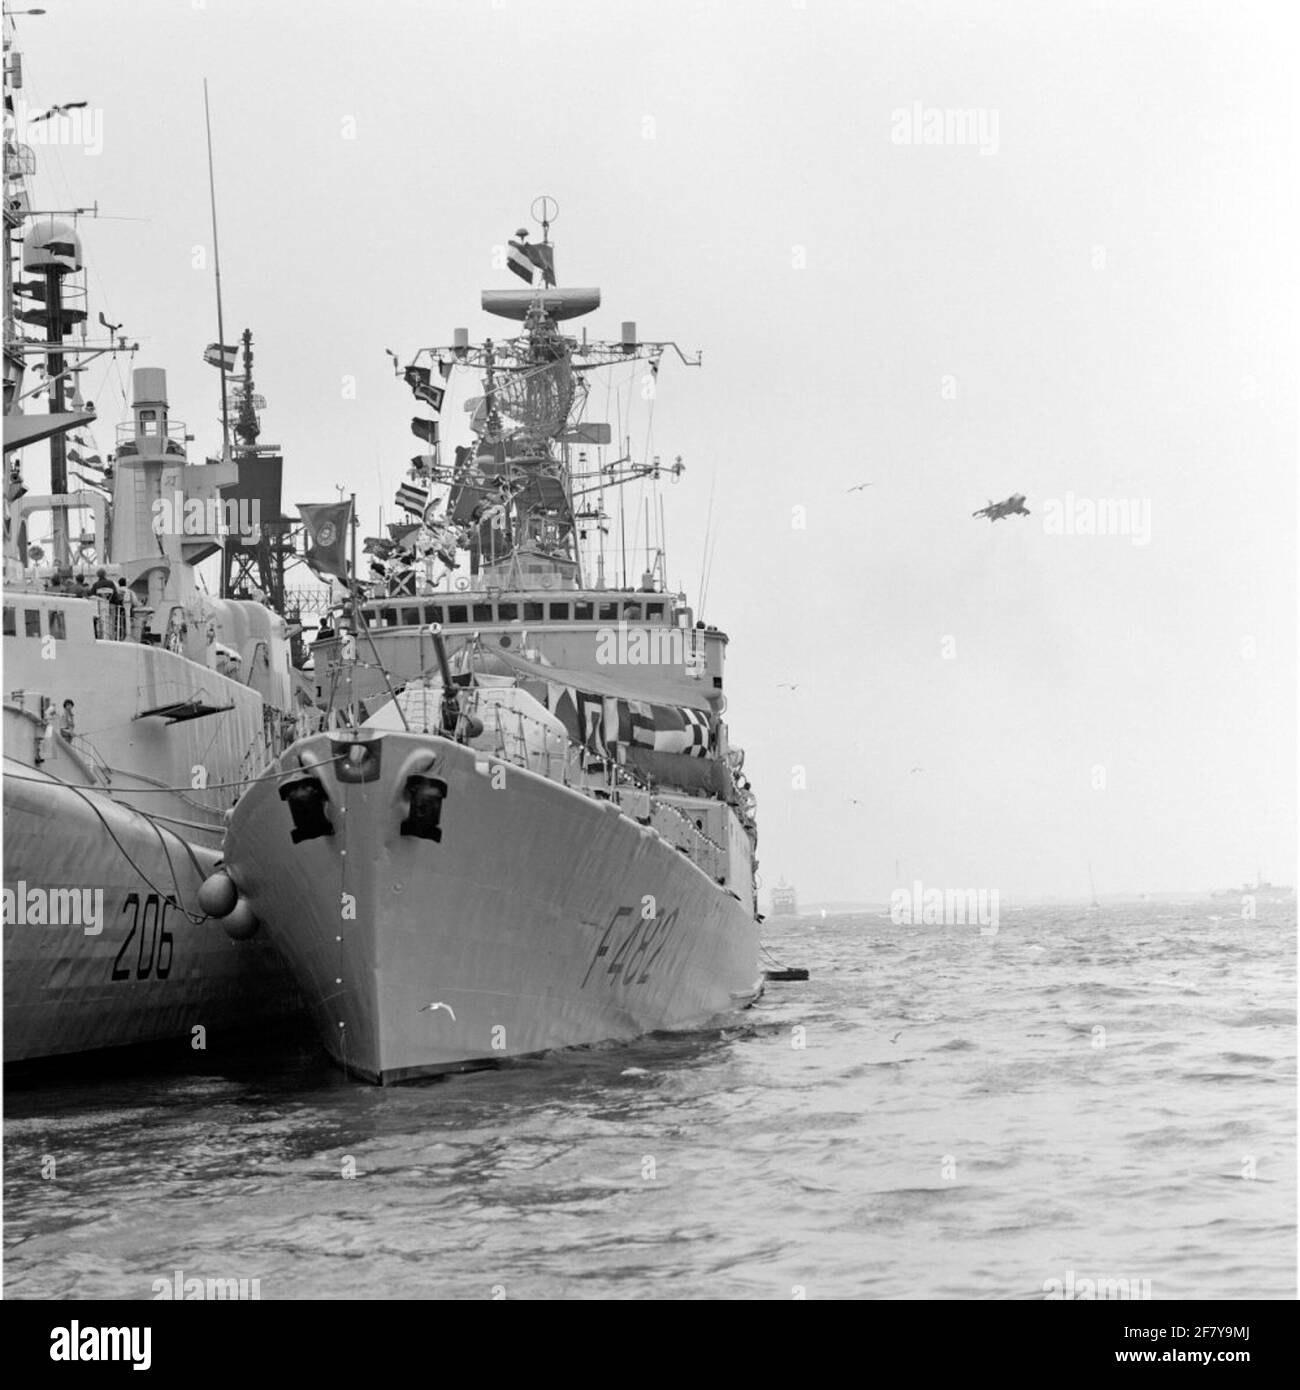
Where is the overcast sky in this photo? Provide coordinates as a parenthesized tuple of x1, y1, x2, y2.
(11, 0, 1295, 901)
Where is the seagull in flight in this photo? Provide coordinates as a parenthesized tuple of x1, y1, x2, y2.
(909, 766, 925, 774)
(846, 482, 874, 493)
(888, 1029, 904, 1044)
(420, 1001, 456, 1020)
(777, 681, 799, 692)
(31, 102, 89, 123)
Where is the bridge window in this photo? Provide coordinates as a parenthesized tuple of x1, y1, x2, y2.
(548, 602, 570, 620)
(400, 607, 421, 626)
(472, 603, 493, 623)
(48, 610, 66, 640)
(573, 601, 593, 620)
(524, 602, 544, 621)
(426, 606, 444, 627)
(598, 601, 618, 620)
(497, 601, 518, 621)
(622, 601, 643, 620)
(646, 602, 665, 620)
(380, 608, 398, 627)
(447, 605, 468, 624)
(24, 610, 41, 637)
(2, 607, 14, 636)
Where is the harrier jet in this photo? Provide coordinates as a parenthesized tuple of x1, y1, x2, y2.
(973, 493, 1030, 521)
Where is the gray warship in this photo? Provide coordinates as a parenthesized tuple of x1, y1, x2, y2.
(213, 203, 764, 1082)
(3, 19, 302, 1064)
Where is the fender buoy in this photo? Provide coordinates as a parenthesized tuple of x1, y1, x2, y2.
(198, 870, 238, 918)
(222, 897, 260, 941)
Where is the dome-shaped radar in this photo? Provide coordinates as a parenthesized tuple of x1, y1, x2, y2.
(22, 219, 83, 274)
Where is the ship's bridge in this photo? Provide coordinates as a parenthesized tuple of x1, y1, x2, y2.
(364, 589, 676, 633)
(313, 586, 731, 717)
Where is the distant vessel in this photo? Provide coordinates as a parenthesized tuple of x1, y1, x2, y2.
(769, 880, 799, 917)
(1211, 870, 1294, 903)
(213, 202, 764, 1082)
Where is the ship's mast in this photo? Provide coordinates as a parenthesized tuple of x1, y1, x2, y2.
(393, 199, 699, 595)
(3, 13, 136, 575)
(202, 79, 231, 463)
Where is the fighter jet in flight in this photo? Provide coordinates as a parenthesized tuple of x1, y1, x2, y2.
(973, 494, 1030, 521)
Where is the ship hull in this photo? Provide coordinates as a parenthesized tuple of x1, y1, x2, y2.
(3, 761, 300, 1063)
(223, 731, 763, 1082)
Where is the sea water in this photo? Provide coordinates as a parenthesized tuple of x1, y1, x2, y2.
(5, 898, 1294, 1299)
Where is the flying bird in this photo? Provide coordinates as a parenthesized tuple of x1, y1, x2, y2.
(420, 1001, 456, 1020)
(846, 482, 874, 493)
(888, 1029, 904, 1044)
(31, 101, 89, 123)
(909, 766, 925, 774)
(777, 682, 799, 692)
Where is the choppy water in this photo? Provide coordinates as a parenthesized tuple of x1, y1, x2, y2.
(5, 898, 1295, 1299)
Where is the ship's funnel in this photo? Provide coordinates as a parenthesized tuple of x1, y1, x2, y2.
(132, 367, 168, 409)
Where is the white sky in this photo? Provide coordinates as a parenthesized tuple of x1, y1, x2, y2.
(10, 0, 1296, 900)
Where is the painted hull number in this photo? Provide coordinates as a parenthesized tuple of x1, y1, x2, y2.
(581, 904, 679, 989)
(111, 892, 174, 981)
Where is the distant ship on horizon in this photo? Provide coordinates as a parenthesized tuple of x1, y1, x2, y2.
(769, 880, 799, 917)
(1211, 870, 1294, 902)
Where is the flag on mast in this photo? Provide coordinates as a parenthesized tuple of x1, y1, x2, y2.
(297, 500, 352, 581)
(526, 241, 556, 288)
(395, 481, 430, 517)
(505, 229, 556, 287)
(403, 365, 445, 412)
(203, 342, 239, 371)
(388, 521, 421, 546)
(506, 233, 534, 284)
